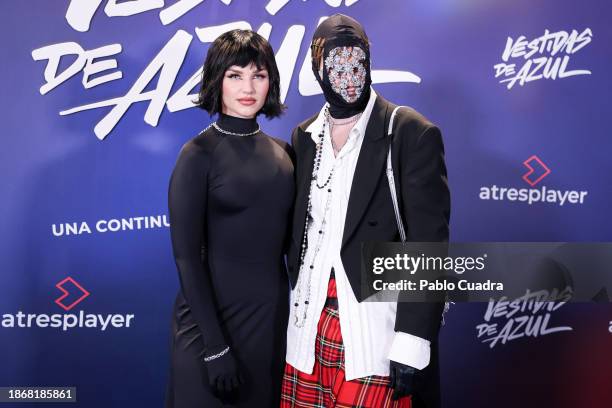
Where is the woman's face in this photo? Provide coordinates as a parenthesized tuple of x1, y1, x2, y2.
(221, 63, 269, 119)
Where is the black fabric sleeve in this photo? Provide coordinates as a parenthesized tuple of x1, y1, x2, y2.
(270, 136, 296, 257)
(271, 136, 296, 166)
(168, 141, 226, 350)
(401, 125, 450, 243)
(290, 126, 299, 150)
(395, 124, 451, 342)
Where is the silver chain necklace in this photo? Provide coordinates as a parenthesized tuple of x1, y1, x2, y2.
(208, 121, 260, 137)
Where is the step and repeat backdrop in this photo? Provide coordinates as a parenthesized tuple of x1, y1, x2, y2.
(1, 1, 611, 407)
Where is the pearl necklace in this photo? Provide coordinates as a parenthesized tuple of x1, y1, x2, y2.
(328, 113, 361, 127)
(329, 113, 361, 155)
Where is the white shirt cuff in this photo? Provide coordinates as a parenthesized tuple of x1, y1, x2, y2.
(387, 332, 431, 370)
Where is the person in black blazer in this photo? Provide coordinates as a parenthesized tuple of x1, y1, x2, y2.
(281, 14, 450, 408)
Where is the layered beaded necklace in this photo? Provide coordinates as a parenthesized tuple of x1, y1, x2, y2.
(292, 109, 361, 328)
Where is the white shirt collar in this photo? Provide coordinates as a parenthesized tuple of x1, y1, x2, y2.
(306, 88, 378, 143)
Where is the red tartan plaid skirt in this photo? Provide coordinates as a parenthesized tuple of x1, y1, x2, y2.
(281, 277, 411, 408)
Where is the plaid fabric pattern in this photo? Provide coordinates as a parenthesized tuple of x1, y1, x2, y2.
(281, 278, 411, 408)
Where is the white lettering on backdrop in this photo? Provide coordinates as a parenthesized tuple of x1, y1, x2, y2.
(33, 0, 421, 140)
(494, 28, 593, 90)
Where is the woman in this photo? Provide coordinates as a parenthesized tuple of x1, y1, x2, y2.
(165, 29, 293, 407)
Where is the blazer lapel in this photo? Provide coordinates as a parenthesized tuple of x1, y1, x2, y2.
(341, 97, 390, 248)
(292, 128, 316, 248)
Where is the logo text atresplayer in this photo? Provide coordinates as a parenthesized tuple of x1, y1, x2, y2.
(1, 276, 135, 331)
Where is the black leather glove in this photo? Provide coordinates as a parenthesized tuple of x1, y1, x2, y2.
(204, 345, 244, 397)
(389, 360, 419, 401)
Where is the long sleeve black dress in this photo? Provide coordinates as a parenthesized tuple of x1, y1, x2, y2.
(166, 114, 294, 408)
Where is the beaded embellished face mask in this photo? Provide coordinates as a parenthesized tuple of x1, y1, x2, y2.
(311, 14, 372, 118)
(324, 46, 367, 103)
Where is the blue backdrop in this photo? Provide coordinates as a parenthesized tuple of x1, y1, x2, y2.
(1, 1, 611, 407)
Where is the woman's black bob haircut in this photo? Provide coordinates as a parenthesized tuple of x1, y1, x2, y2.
(195, 29, 285, 118)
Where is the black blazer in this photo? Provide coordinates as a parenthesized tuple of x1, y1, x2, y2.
(287, 94, 451, 343)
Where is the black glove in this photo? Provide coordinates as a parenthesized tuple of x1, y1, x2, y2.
(204, 345, 244, 397)
(389, 360, 419, 401)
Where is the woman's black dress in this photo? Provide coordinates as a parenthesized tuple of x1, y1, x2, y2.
(166, 114, 294, 407)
